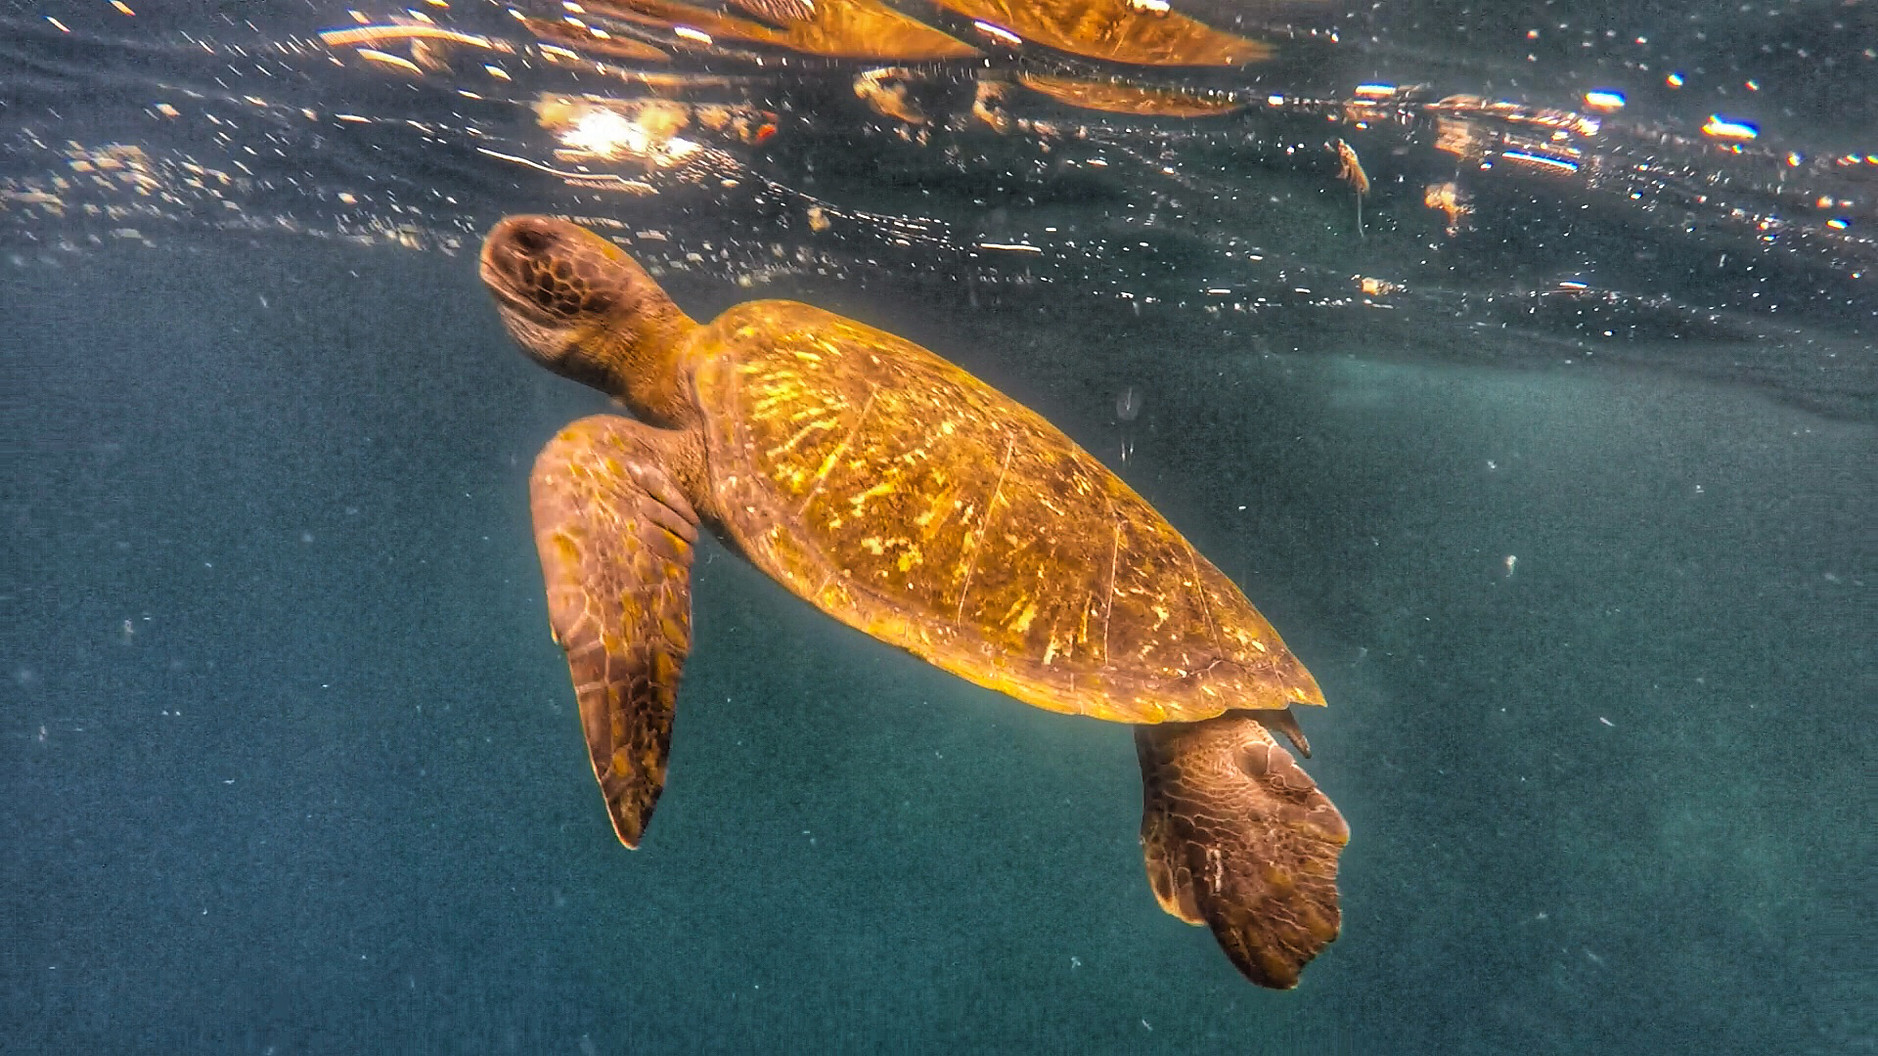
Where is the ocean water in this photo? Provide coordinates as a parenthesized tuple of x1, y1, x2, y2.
(3, 0, 1872, 1052)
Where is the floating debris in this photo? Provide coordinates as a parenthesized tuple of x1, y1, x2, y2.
(1333, 138, 1370, 237)
(1424, 181, 1473, 236)
(854, 68, 926, 125)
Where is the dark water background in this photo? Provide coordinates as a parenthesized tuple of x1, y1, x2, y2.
(3, 0, 1873, 1052)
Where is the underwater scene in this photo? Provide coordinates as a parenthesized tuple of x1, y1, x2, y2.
(3, 0, 1871, 1051)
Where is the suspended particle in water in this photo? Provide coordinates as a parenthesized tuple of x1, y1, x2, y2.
(1424, 181, 1473, 236)
(1115, 386, 1142, 422)
(1332, 139, 1369, 237)
(1115, 386, 1142, 463)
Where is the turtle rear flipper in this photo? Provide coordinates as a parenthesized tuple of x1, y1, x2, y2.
(531, 415, 702, 848)
(1135, 715, 1349, 988)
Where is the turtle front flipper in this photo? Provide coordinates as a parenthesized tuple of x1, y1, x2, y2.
(530, 415, 702, 848)
(1135, 715, 1348, 988)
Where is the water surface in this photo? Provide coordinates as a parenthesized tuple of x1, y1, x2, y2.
(3, 0, 1872, 1051)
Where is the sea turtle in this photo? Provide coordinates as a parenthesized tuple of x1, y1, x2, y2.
(479, 215, 1349, 988)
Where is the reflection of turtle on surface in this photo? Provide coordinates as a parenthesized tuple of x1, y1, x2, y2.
(479, 216, 1348, 988)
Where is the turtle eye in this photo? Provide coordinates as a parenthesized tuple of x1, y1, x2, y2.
(508, 220, 556, 256)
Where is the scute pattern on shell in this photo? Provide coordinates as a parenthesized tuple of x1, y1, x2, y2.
(695, 300, 1323, 725)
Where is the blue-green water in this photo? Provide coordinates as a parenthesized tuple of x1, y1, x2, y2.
(3, 0, 1872, 1051)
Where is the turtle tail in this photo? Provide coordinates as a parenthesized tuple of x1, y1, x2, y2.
(1134, 713, 1348, 988)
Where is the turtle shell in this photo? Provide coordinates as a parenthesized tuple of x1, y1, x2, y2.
(692, 300, 1322, 725)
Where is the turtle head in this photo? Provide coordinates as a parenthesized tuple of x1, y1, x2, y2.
(481, 216, 695, 415)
